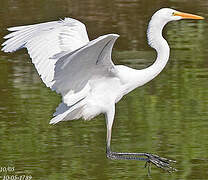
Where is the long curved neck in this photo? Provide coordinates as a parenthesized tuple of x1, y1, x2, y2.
(122, 17, 171, 94)
(139, 17, 170, 85)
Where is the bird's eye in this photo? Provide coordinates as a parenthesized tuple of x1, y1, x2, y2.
(172, 12, 175, 16)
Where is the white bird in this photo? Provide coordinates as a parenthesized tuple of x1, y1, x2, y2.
(1, 8, 204, 171)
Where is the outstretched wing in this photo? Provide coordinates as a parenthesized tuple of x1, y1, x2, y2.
(50, 34, 119, 123)
(51, 34, 119, 96)
(2, 18, 89, 88)
(1, 18, 119, 103)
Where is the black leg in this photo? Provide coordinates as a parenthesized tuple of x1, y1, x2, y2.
(106, 148, 177, 173)
(105, 107, 176, 175)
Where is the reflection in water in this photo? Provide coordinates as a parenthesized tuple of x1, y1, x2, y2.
(0, 0, 208, 179)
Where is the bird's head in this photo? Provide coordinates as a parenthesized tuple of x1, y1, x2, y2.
(147, 8, 204, 51)
(152, 8, 204, 23)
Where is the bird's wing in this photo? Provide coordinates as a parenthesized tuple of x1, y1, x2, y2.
(1, 18, 89, 88)
(2, 18, 120, 102)
(51, 34, 119, 97)
(49, 34, 119, 123)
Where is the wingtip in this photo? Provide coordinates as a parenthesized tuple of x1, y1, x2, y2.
(1, 47, 8, 53)
(113, 34, 120, 37)
(109, 34, 120, 38)
(102, 34, 120, 41)
(1, 45, 14, 53)
(7, 27, 16, 31)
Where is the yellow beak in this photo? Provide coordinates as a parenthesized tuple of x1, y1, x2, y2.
(173, 11, 204, 20)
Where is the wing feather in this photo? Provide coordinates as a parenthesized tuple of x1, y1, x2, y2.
(2, 18, 119, 104)
(2, 18, 89, 88)
(51, 34, 119, 96)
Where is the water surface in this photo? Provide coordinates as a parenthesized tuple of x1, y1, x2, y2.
(0, 0, 208, 179)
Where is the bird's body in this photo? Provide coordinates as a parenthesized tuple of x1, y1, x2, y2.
(1, 8, 204, 172)
(66, 65, 145, 121)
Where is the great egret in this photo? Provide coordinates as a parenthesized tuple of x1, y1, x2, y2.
(2, 8, 204, 172)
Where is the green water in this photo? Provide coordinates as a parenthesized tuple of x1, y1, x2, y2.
(0, 0, 208, 179)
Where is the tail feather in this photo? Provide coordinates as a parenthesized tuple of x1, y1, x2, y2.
(49, 109, 69, 124)
(53, 102, 69, 117)
(50, 100, 85, 124)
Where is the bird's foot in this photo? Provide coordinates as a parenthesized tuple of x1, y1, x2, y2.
(107, 151, 177, 174)
(144, 153, 177, 174)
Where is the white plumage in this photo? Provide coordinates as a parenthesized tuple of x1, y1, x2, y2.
(2, 17, 121, 124)
(2, 8, 203, 170)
